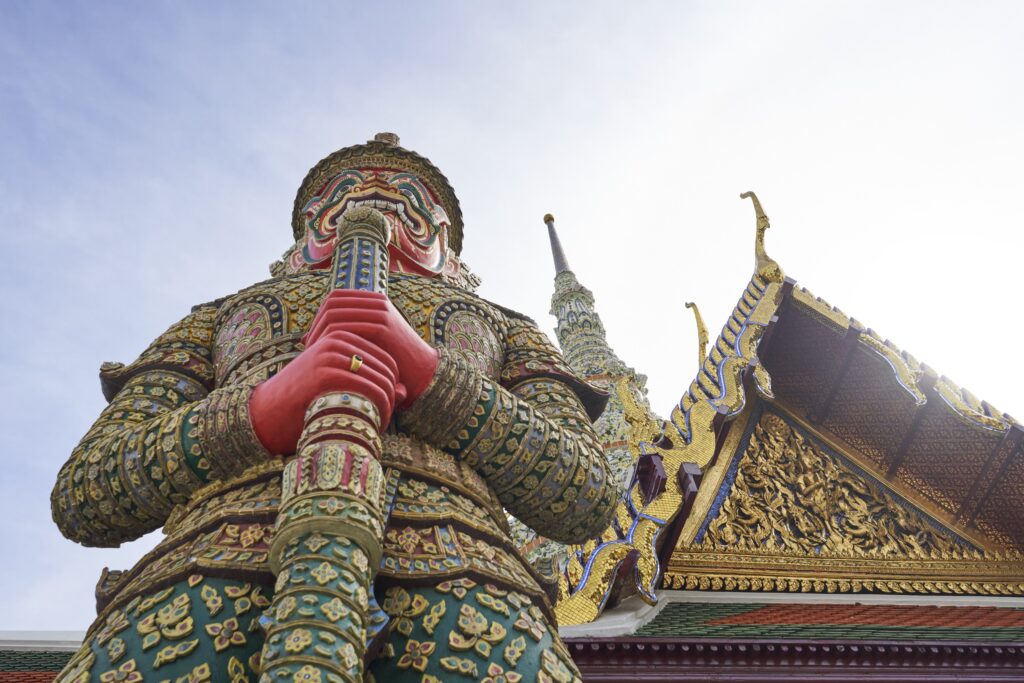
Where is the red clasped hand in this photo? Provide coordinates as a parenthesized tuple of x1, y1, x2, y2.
(304, 291, 440, 404)
(249, 290, 439, 456)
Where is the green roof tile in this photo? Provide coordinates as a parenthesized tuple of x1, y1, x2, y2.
(634, 603, 1024, 642)
(0, 650, 73, 672)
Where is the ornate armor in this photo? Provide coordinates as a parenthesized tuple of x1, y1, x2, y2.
(53, 263, 619, 682)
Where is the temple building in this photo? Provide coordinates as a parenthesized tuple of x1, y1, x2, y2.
(2, 179, 1022, 681)
(547, 195, 1024, 681)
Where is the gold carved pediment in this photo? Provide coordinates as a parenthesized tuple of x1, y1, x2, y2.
(667, 408, 1024, 595)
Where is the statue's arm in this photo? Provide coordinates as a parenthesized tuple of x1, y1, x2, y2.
(50, 304, 268, 547)
(400, 318, 621, 544)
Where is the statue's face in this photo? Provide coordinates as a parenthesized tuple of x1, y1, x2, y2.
(292, 168, 451, 277)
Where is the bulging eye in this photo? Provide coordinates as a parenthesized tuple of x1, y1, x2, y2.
(406, 220, 429, 238)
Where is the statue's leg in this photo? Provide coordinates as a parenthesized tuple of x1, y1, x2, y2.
(369, 578, 582, 683)
(54, 575, 270, 683)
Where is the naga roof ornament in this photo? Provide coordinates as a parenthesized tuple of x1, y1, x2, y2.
(684, 302, 709, 369)
(741, 190, 784, 284)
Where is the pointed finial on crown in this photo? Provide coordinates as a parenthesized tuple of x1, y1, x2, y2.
(372, 132, 400, 146)
(544, 214, 571, 274)
(740, 191, 784, 283)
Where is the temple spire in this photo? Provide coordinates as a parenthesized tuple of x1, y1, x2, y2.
(545, 213, 571, 274)
(545, 213, 657, 490)
(545, 214, 628, 379)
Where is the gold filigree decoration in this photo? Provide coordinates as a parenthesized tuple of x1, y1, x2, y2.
(555, 268, 785, 625)
(703, 412, 963, 558)
(554, 378, 653, 626)
(858, 332, 927, 406)
(664, 556, 1024, 595)
(667, 411, 1024, 596)
(790, 286, 850, 330)
(934, 375, 1011, 432)
(617, 377, 662, 445)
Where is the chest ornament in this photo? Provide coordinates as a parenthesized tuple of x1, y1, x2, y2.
(214, 296, 286, 384)
(431, 301, 505, 378)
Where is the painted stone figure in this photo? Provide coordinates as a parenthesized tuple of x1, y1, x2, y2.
(51, 134, 620, 682)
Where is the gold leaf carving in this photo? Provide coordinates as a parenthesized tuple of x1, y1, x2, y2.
(555, 275, 785, 625)
(703, 412, 964, 559)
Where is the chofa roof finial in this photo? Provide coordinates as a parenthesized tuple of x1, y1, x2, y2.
(740, 191, 784, 283)
(684, 302, 709, 369)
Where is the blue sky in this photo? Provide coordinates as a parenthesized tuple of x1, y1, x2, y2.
(2, 1, 1023, 629)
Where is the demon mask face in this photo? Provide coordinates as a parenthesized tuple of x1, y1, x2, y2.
(291, 168, 452, 278)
